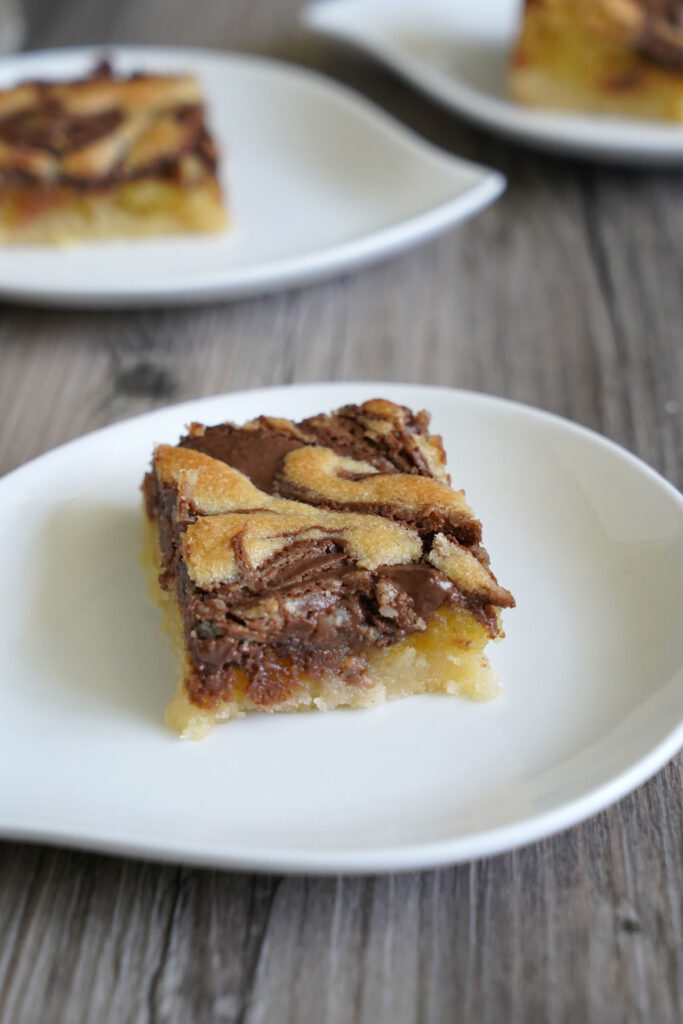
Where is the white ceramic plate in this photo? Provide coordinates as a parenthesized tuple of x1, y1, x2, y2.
(1, 383, 682, 874)
(304, 0, 683, 164)
(0, 46, 504, 308)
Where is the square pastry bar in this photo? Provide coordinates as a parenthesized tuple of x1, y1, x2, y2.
(143, 400, 515, 738)
(510, 0, 683, 122)
(0, 61, 226, 244)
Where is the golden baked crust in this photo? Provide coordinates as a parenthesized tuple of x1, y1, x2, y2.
(143, 399, 515, 738)
(509, 0, 683, 121)
(0, 60, 227, 244)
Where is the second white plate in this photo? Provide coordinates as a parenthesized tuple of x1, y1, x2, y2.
(305, 0, 683, 164)
(0, 45, 504, 308)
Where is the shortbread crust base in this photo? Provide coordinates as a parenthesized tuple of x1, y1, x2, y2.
(142, 512, 501, 740)
(0, 178, 226, 245)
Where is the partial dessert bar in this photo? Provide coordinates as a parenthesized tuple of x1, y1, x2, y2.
(0, 60, 226, 244)
(509, 0, 683, 122)
(142, 399, 515, 738)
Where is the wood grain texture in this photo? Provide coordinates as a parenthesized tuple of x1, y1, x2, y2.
(1, 1, 682, 1022)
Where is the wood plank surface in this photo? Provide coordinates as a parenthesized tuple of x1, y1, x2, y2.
(0, 1, 681, 1022)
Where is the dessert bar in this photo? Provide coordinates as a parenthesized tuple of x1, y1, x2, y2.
(509, 0, 683, 122)
(142, 399, 515, 738)
(0, 60, 226, 244)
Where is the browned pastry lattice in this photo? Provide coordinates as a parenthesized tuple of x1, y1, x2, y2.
(143, 399, 515, 738)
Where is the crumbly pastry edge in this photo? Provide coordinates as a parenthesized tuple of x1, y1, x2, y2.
(141, 508, 503, 740)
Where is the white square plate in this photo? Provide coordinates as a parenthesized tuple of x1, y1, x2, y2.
(1, 383, 682, 873)
(304, 0, 683, 164)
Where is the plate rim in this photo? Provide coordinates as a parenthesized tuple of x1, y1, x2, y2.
(0, 44, 505, 308)
(303, 0, 683, 163)
(1, 382, 682, 874)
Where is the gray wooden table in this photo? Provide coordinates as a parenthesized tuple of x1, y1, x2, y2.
(1, 1, 682, 1021)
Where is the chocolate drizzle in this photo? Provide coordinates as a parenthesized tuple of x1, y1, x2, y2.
(380, 564, 451, 620)
(300, 403, 438, 476)
(0, 102, 123, 153)
(180, 424, 305, 493)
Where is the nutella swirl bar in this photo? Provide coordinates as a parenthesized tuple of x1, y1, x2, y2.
(142, 399, 515, 739)
(0, 60, 226, 244)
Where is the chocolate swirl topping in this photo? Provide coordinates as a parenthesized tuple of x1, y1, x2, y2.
(0, 60, 219, 190)
(146, 400, 514, 709)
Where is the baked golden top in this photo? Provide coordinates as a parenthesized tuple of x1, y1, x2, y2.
(151, 398, 513, 611)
